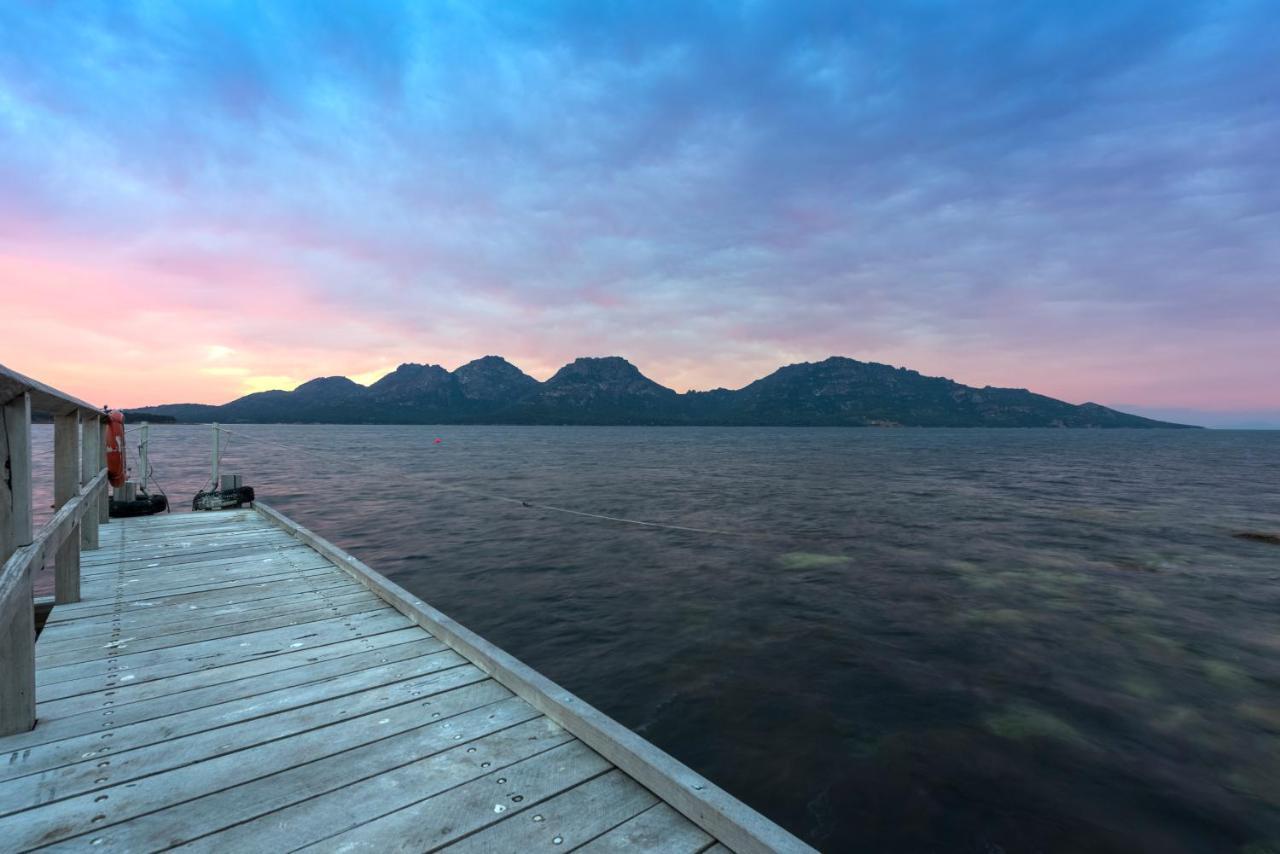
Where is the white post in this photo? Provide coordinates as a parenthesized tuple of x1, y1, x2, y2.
(211, 422, 221, 491)
(139, 422, 150, 493)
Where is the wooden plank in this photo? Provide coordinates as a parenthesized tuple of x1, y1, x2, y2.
(93, 513, 270, 533)
(89, 519, 265, 546)
(78, 538, 288, 573)
(80, 524, 285, 558)
(37, 594, 386, 665)
(33, 627, 426, 721)
(67, 557, 341, 604)
(55, 557, 354, 606)
(0, 391, 32, 560)
(300, 738, 615, 853)
(69, 569, 332, 604)
(35, 585, 374, 649)
(0, 393, 34, 736)
(34, 596, 390, 668)
(87, 518, 275, 545)
(53, 413, 79, 507)
(116, 517, 262, 535)
(577, 803, 715, 853)
(0, 561, 34, 737)
(439, 768, 658, 854)
(0, 651, 472, 792)
(97, 420, 108, 525)
(68, 562, 355, 610)
(35, 604, 408, 691)
(127, 508, 254, 523)
(99, 515, 263, 537)
(38, 575, 366, 632)
(75, 546, 328, 590)
(77, 535, 291, 572)
(46, 563, 350, 632)
(40, 566, 350, 625)
(5, 635, 445, 753)
(91, 516, 282, 537)
(76, 539, 306, 575)
(95, 515, 261, 533)
(37, 571, 373, 637)
(36, 575, 364, 638)
(53, 410, 80, 604)
(256, 502, 813, 854)
(40, 568, 350, 627)
(79, 418, 100, 552)
(0, 680, 513, 849)
(90, 530, 292, 556)
(83, 541, 317, 574)
(52, 532, 81, 606)
(88, 704, 563, 851)
(36, 609, 413, 697)
(100, 509, 254, 530)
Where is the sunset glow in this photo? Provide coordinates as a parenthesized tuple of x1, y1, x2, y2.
(2, 2, 1277, 413)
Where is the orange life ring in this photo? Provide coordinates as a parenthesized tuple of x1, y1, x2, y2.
(105, 410, 126, 488)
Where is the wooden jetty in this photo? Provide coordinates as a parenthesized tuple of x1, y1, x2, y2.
(0, 365, 812, 853)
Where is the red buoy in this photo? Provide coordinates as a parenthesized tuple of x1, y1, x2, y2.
(105, 410, 126, 487)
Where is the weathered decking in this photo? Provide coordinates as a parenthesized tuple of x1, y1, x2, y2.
(0, 507, 808, 852)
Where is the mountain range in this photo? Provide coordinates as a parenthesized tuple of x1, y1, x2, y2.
(134, 356, 1194, 428)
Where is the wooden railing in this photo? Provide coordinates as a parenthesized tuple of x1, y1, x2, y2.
(1, 363, 110, 735)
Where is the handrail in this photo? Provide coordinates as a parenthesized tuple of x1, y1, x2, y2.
(2, 367, 111, 735)
(0, 362, 100, 415)
(0, 469, 107, 595)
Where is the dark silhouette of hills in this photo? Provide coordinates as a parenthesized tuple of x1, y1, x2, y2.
(136, 356, 1195, 428)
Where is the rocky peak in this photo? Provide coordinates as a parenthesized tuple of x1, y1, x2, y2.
(453, 356, 539, 401)
(291, 376, 366, 399)
(370, 363, 450, 389)
(368, 362, 456, 404)
(548, 357, 668, 390)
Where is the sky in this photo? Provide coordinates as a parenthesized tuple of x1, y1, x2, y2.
(1, 1, 1277, 417)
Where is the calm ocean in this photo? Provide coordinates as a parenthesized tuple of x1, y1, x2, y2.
(30, 425, 1280, 852)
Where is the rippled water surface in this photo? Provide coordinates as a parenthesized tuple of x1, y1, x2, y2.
(30, 425, 1280, 852)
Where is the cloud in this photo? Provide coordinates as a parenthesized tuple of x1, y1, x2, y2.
(1, 0, 1277, 408)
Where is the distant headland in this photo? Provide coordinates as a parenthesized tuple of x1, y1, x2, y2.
(131, 356, 1196, 428)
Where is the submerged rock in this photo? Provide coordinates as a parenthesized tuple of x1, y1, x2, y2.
(984, 704, 1090, 748)
(1233, 531, 1280, 546)
(962, 608, 1030, 627)
(778, 552, 851, 570)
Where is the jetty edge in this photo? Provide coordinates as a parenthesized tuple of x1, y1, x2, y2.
(0, 362, 814, 852)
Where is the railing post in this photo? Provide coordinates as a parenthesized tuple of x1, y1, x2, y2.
(80, 413, 100, 551)
(1, 392, 32, 556)
(1, 391, 35, 734)
(53, 410, 82, 604)
(98, 416, 109, 525)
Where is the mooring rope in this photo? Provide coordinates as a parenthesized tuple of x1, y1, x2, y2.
(206, 424, 750, 537)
